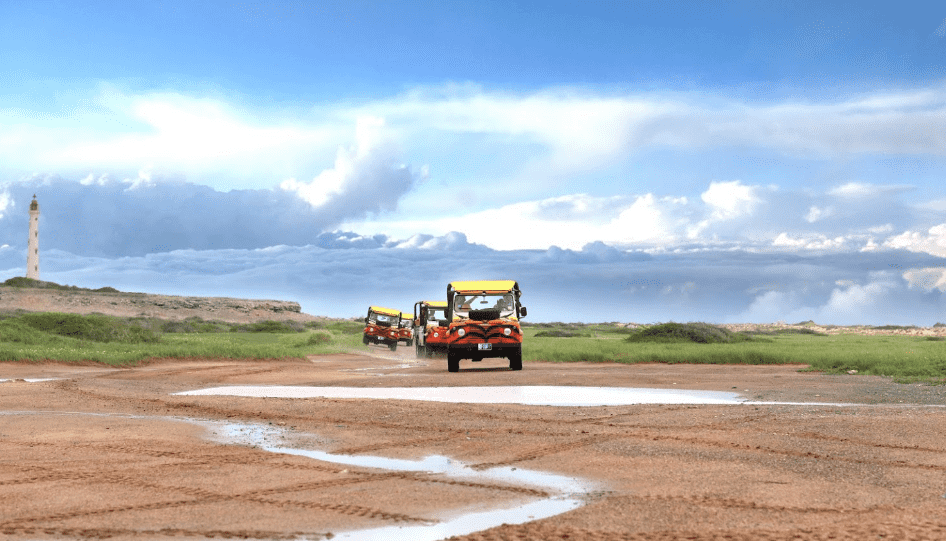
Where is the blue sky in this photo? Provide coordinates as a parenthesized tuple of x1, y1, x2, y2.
(2, 1, 946, 324)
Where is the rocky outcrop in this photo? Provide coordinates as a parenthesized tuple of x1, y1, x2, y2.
(0, 286, 321, 324)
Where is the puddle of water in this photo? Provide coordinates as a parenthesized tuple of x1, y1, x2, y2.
(210, 421, 592, 541)
(177, 385, 747, 406)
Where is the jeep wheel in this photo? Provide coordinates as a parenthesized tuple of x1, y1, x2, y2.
(389, 342, 397, 351)
(362, 335, 369, 345)
(509, 347, 522, 371)
(447, 352, 460, 373)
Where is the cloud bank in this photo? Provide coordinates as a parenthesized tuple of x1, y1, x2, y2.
(2, 231, 944, 326)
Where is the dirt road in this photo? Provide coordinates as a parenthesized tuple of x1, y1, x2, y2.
(2, 349, 946, 540)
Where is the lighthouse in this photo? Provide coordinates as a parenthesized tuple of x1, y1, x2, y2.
(27, 195, 39, 280)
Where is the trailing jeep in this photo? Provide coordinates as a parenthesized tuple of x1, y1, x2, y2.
(444, 280, 527, 372)
(362, 306, 402, 351)
(397, 311, 415, 347)
(413, 300, 449, 358)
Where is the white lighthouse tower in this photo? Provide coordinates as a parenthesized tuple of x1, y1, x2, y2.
(27, 195, 39, 280)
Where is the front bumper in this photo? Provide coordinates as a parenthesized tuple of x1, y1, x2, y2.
(448, 342, 520, 359)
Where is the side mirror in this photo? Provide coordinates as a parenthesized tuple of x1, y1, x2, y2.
(520, 306, 527, 317)
(364, 317, 368, 324)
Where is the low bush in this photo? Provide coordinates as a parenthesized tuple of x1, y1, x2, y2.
(534, 330, 590, 338)
(17, 312, 160, 343)
(0, 318, 59, 344)
(625, 322, 754, 344)
(299, 330, 334, 346)
(234, 320, 307, 333)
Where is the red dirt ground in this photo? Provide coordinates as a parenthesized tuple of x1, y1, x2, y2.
(2, 351, 945, 540)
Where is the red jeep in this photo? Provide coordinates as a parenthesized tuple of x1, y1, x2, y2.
(444, 281, 527, 372)
(413, 300, 449, 358)
(362, 306, 402, 351)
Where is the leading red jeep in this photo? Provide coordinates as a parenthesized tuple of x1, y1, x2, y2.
(444, 280, 527, 372)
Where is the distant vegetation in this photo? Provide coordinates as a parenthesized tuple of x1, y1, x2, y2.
(0, 311, 364, 365)
(523, 321, 946, 384)
(3, 309, 946, 384)
(624, 322, 754, 344)
(2, 277, 119, 293)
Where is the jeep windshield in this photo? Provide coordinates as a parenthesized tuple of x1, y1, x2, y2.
(426, 307, 446, 324)
(369, 313, 398, 326)
(453, 294, 515, 320)
(399, 318, 414, 329)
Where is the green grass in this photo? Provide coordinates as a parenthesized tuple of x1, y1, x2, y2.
(4, 314, 946, 384)
(0, 312, 365, 366)
(523, 323, 946, 384)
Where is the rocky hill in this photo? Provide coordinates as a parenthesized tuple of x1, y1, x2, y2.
(0, 281, 322, 324)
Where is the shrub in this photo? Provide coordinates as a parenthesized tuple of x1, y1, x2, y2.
(534, 330, 590, 338)
(16, 312, 160, 343)
(300, 331, 334, 346)
(0, 318, 54, 344)
(775, 327, 827, 336)
(235, 320, 306, 333)
(624, 322, 754, 344)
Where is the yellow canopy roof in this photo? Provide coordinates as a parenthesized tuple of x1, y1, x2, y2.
(421, 300, 449, 308)
(369, 306, 402, 317)
(449, 280, 517, 294)
(401, 311, 413, 318)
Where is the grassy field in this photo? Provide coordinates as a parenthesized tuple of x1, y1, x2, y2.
(523, 323, 946, 383)
(0, 312, 365, 365)
(1, 313, 945, 383)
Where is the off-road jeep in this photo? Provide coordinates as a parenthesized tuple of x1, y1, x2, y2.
(413, 300, 449, 358)
(444, 280, 527, 372)
(362, 306, 402, 351)
(397, 311, 415, 347)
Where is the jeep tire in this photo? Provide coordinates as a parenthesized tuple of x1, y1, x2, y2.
(447, 351, 460, 372)
(509, 347, 522, 371)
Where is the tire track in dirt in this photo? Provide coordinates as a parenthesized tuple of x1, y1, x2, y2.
(0, 525, 329, 540)
(331, 435, 454, 454)
(615, 429, 946, 472)
(1, 474, 432, 529)
(626, 493, 901, 515)
(472, 435, 616, 470)
(114, 363, 287, 382)
(445, 518, 946, 541)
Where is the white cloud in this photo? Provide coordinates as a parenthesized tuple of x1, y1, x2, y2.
(701, 180, 760, 220)
(3, 84, 946, 200)
(883, 224, 946, 257)
(903, 267, 946, 291)
(281, 116, 422, 221)
(367, 85, 946, 167)
(1, 89, 344, 188)
(772, 233, 853, 251)
(828, 182, 912, 198)
(0, 188, 11, 219)
(805, 205, 833, 223)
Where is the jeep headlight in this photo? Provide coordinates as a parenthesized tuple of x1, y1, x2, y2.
(457, 328, 466, 337)
(504, 327, 512, 336)
(433, 332, 439, 337)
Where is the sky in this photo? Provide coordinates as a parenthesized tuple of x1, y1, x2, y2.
(2, 0, 946, 324)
